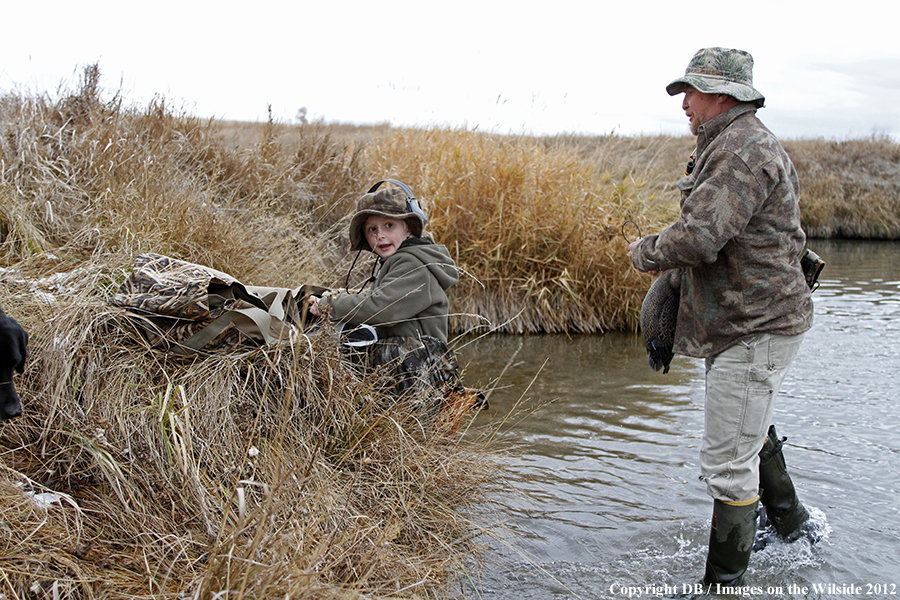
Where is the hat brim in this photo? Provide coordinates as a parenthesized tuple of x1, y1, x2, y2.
(667, 74, 765, 108)
(349, 210, 425, 252)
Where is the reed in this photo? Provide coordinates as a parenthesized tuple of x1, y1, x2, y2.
(0, 65, 365, 288)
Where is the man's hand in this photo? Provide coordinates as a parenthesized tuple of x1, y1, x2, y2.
(627, 239, 639, 261)
(628, 238, 659, 275)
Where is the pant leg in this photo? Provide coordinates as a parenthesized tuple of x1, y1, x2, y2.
(701, 332, 804, 502)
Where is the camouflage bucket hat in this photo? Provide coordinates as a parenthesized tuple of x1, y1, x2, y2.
(348, 187, 424, 252)
(666, 47, 765, 108)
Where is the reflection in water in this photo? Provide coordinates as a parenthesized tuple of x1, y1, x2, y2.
(455, 240, 900, 598)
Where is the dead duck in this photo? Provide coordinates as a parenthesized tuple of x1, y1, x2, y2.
(640, 269, 680, 374)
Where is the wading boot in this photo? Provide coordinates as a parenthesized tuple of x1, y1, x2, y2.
(758, 425, 810, 541)
(703, 498, 759, 587)
(663, 499, 759, 599)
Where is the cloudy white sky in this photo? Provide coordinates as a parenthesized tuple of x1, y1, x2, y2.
(3, 1, 898, 141)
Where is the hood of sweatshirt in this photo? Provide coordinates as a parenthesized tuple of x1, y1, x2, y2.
(394, 240, 458, 291)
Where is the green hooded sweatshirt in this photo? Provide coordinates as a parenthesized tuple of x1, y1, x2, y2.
(324, 237, 458, 342)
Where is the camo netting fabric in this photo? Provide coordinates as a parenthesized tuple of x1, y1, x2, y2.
(111, 253, 256, 352)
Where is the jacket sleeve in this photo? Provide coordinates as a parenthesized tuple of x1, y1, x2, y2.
(633, 149, 763, 271)
(326, 254, 437, 326)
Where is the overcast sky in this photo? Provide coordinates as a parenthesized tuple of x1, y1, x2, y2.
(3, 1, 898, 141)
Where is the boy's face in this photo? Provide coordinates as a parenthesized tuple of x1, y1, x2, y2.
(364, 215, 411, 259)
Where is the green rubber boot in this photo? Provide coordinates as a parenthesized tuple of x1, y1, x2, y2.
(758, 425, 810, 540)
(703, 498, 759, 586)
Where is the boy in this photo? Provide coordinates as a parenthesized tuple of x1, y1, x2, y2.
(308, 185, 458, 340)
(309, 183, 479, 417)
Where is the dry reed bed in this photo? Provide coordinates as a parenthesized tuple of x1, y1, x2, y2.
(2, 284, 495, 598)
(783, 136, 900, 239)
(357, 128, 669, 334)
(0, 66, 343, 285)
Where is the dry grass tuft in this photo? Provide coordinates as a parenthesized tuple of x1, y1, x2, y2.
(1, 281, 500, 599)
(0, 64, 354, 286)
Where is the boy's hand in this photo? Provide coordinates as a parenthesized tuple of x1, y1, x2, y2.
(308, 296, 323, 317)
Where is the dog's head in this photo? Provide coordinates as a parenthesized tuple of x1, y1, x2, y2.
(0, 307, 28, 421)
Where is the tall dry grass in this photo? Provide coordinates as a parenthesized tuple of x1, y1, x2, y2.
(0, 64, 367, 286)
(2, 288, 498, 598)
(357, 128, 679, 334)
(784, 136, 900, 239)
(1, 66, 502, 599)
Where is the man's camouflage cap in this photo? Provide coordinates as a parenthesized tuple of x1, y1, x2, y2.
(667, 47, 765, 108)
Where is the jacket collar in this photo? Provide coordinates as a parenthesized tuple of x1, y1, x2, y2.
(695, 103, 758, 155)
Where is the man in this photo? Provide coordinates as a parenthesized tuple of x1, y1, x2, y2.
(628, 47, 814, 586)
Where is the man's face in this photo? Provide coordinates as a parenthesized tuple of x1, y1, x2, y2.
(682, 85, 726, 135)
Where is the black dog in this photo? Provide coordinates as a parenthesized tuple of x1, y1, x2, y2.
(0, 305, 28, 420)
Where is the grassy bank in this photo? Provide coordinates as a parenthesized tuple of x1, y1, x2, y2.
(2, 67, 899, 598)
(784, 136, 900, 238)
(216, 119, 900, 334)
(2, 296, 496, 598)
(1, 68, 501, 599)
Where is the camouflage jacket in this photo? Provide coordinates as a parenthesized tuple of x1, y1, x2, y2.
(632, 104, 813, 358)
(322, 237, 458, 343)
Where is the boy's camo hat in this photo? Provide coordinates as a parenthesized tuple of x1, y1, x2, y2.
(349, 187, 424, 252)
(666, 47, 765, 108)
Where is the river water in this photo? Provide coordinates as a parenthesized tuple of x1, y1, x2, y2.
(456, 239, 900, 599)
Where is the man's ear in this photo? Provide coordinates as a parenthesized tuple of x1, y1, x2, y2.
(717, 94, 740, 109)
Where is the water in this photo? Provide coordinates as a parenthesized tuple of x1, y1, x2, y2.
(456, 239, 900, 599)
